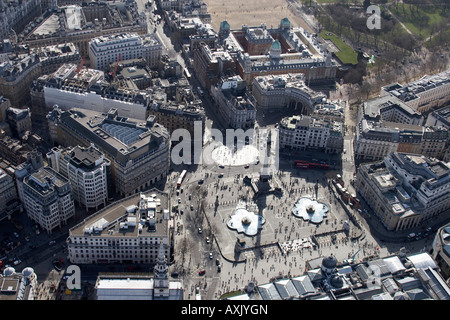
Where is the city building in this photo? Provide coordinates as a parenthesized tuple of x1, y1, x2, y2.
(47, 107, 170, 197)
(88, 33, 162, 71)
(0, 96, 11, 122)
(356, 152, 450, 231)
(426, 105, 450, 129)
(0, 136, 31, 166)
(0, 0, 43, 40)
(21, 166, 75, 234)
(6, 107, 32, 138)
(0, 267, 38, 301)
(221, 19, 337, 87)
(210, 75, 256, 129)
(31, 42, 80, 76)
(13, 150, 44, 203)
(0, 41, 79, 108)
(431, 223, 450, 281)
(425, 106, 450, 162)
(252, 73, 326, 114)
(46, 145, 111, 211)
(0, 53, 41, 107)
(67, 190, 171, 265)
(362, 95, 424, 126)
(94, 243, 183, 300)
(36, 63, 149, 121)
(18, 2, 148, 58)
(354, 96, 448, 161)
(230, 252, 450, 300)
(112, 58, 153, 90)
(148, 102, 204, 137)
(278, 114, 344, 154)
(192, 43, 235, 93)
(381, 69, 450, 113)
(0, 167, 19, 221)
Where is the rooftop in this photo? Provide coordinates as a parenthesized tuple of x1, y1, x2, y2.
(70, 190, 169, 238)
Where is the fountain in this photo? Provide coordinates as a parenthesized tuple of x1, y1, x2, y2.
(227, 207, 265, 236)
(292, 197, 329, 224)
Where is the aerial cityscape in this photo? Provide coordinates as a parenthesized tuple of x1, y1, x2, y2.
(0, 0, 450, 305)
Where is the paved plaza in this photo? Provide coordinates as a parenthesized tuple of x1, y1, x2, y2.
(167, 141, 412, 299)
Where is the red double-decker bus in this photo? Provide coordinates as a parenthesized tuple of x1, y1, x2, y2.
(294, 160, 329, 170)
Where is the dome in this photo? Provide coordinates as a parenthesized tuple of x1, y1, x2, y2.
(330, 274, 344, 288)
(322, 255, 337, 269)
(3, 267, 15, 276)
(220, 20, 230, 31)
(271, 40, 281, 50)
(22, 267, 35, 278)
(280, 17, 291, 29)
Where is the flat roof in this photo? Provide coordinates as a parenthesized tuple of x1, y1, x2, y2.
(70, 190, 169, 238)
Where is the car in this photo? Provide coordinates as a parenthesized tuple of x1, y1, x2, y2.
(188, 194, 192, 200)
(198, 269, 206, 276)
(216, 258, 220, 266)
(177, 198, 181, 204)
(218, 173, 223, 178)
(49, 240, 56, 246)
(13, 259, 21, 266)
(190, 204, 194, 211)
(206, 237, 210, 244)
(198, 227, 202, 234)
(209, 253, 213, 259)
(244, 165, 249, 169)
(219, 165, 224, 169)
(171, 272, 179, 278)
(13, 232, 19, 238)
(198, 179, 204, 184)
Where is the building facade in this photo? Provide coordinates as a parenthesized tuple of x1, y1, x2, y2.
(67, 191, 170, 265)
(19, 2, 148, 58)
(210, 75, 256, 129)
(252, 73, 326, 114)
(94, 242, 183, 300)
(381, 69, 450, 113)
(279, 114, 344, 154)
(21, 166, 75, 234)
(88, 33, 162, 71)
(46, 145, 111, 211)
(6, 107, 32, 138)
(356, 152, 450, 231)
(0, 267, 38, 300)
(0, 168, 19, 220)
(354, 96, 448, 161)
(48, 107, 170, 197)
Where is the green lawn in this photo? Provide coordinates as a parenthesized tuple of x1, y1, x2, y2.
(390, 3, 446, 39)
(319, 30, 359, 65)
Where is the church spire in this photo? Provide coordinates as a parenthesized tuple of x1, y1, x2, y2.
(154, 241, 168, 280)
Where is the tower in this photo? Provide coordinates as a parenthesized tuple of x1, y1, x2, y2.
(153, 241, 169, 298)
